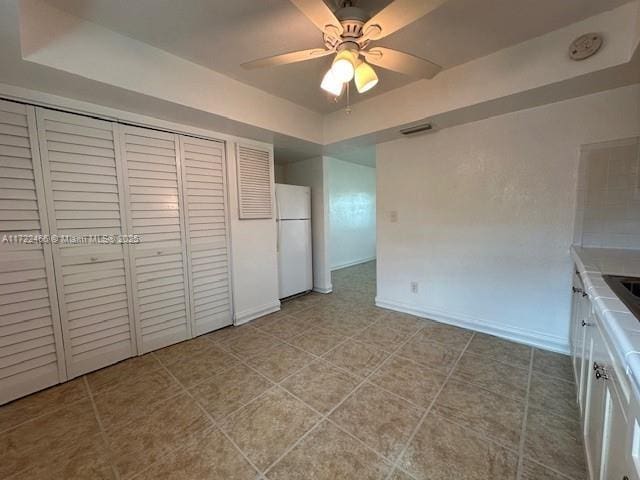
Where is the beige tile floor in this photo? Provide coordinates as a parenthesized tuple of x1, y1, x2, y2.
(0, 262, 586, 479)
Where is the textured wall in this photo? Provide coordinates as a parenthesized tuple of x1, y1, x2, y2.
(376, 84, 640, 352)
(327, 157, 376, 270)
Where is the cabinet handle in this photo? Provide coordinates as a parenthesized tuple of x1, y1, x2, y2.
(572, 286, 582, 294)
(581, 320, 593, 327)
(582, 292, 589, 298)
(593, 362, 609, 380)
(90, 256, 98, 262)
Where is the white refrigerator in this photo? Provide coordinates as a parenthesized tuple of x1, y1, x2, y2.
(276, 184, 313, 299)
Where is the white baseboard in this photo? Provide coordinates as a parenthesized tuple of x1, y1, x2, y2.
(234, 300, 281, 326)
(375, 297, 569, 354)
(313, 284, 333, 294)
(331, 256, 376, 272)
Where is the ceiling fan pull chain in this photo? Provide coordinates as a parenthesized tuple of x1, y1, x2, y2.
(345, 82, 352, 115)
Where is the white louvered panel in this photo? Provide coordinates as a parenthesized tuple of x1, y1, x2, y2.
(181, 136, 232, 335)
(236, 144, 273, 219)
(36, 108, 136, 378)
(0, 100, 66, 404)
(120, 125, 191, 353)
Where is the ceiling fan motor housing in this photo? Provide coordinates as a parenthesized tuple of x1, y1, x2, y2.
(324, 6, 372, 52)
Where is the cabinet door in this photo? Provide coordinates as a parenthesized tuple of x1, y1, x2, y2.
(37, 108, 136, 377)
(179, 136, 232, 335)
(0, 101, 67, 404)
(602, 380, 633, 480)
(119, 125, 191, 353)
(577, 294, 592, 414)
(584, 323, 608, 479)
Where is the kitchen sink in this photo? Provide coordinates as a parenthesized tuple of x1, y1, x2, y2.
(603, 275, 640, 321)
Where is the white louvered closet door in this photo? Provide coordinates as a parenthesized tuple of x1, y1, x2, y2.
(36, 108, 136, 378)
(180, 136, 232, 335)
(119, 125, 191, 353)
(0, 101, 67, 404)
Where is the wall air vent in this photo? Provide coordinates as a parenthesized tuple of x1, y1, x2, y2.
(236, 143, 273, 219)
(400, 123, 434, 136)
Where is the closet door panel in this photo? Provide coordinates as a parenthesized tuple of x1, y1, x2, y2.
(36, 108, 136, 378)
(180, 136, 232, 335)
(0, 101, 66, 404)
(120, 125, 191, 353)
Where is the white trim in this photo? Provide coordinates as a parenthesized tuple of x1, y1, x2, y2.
(313, 285, 333, 294)
(330, 256, 376, 271)
(234, 301, 281, 326)
(375, 296, 570, 354)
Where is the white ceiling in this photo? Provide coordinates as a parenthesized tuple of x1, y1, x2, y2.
(39, 0, 635, 114)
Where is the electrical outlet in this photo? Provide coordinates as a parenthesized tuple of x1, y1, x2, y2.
(389, 210, 398, 223)
(410, 281, 418, 294)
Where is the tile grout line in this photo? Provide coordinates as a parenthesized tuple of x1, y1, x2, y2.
(148, 351, 267, 480)
(515, 347, 535, 480)
(82, 375, 121, 480)
(383, 332, 477, 480)
(0, 392, 90, 437)
(261, 320, 434, 477)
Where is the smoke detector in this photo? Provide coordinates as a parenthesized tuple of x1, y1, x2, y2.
(569, 33, 603, 61)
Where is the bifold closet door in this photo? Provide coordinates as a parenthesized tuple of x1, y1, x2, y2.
(36, 108, 136, 378)
(120, 125, 191, 353)
(180, 136, 232, 335)
(0, 101, 67, 404)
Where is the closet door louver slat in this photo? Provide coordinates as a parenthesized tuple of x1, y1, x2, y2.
(236, 144, 273, 219)
(180, 136, 232, 335)
(120, 125, 191, 353)
(36, 108, 136, 378)
(0, 101, 67, 404)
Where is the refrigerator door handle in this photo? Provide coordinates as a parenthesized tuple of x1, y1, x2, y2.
(275, 192, 281, 253)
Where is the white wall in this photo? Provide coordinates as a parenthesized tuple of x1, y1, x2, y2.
(376, 84, 640, 353)
(282, 157, 332, 293)
(327, 157, 376, 270)
(226, 142, 280, 324)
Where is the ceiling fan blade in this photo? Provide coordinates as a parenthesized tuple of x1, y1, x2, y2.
(289, 0, 343, 35)
(363, 47, 441, 79)
(362, 0, 448, 40)
(242, 48, 332, 70)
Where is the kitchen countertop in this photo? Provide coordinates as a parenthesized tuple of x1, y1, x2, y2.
(571, 246, 640, 398)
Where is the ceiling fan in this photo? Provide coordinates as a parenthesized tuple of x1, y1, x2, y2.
(242, 0, 447, 98)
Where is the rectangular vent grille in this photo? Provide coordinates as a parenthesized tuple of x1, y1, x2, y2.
(400, 123, 434, 136)
(236, 144, 272, 220)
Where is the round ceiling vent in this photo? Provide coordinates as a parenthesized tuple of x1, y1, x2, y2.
(569, 33, 603, 61)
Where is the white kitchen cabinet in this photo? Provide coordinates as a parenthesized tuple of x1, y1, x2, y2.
(570, 269, 593, 414)
(571, 264, 637, 480)
(0, 100, 67, 404)
(584, 320, 608, 478)
(604, 380, 634, 480)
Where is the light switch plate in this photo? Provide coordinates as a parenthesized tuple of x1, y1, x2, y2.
(389, 211, 398, 223)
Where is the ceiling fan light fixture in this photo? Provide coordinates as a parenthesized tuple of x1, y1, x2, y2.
(331, 49, 357, 83)
(355, 61, 378, 93)
(320, 68, 344, 96)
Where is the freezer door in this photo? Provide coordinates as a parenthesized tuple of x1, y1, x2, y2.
(278, 219, 313, 298)
(276, 184, 311, 220)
